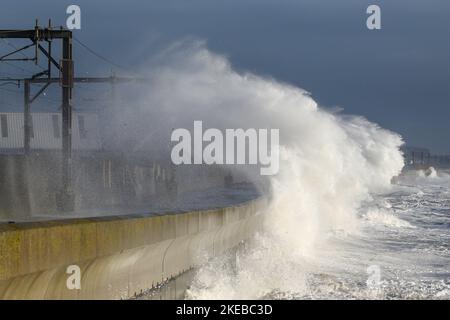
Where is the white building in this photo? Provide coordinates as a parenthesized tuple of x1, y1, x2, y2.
(0, 112, 100, 152)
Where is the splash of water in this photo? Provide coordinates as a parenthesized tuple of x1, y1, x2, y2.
(122, 41, 405, 299)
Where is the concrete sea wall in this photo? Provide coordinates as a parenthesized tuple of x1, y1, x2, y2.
(0, 198, 266, 299)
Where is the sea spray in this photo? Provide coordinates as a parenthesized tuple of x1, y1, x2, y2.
(110, 40, 405, 298)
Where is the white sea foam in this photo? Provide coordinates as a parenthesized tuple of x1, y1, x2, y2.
(117, 42, 449, 300)
(364, 208, 414, 228)
(138, 42, 407, 299)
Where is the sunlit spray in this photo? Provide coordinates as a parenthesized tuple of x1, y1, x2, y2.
(108, 40, 405, 299)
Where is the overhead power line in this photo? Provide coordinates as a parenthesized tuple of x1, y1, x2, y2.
(73, 36, 133, 73)
(0, 86, 21, 94)
(1, 39, 46, 71)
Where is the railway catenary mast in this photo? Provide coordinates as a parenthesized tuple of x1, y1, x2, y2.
(0, 20, 75, 211)
(0, 20, 146, 212)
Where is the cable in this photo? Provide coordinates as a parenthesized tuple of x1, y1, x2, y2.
(1, 39, 47, 72)
(2, 39, 29, 59)
(0, 71, 24, 78)
(0, 86, 21, 94)
(0, 85, 61, 103)
(73, 36, 131, 72)
(2, 61, 28, 73)
(0, 60, 41, 76)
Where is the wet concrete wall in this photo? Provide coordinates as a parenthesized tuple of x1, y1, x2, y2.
(0, 198, 266, 299)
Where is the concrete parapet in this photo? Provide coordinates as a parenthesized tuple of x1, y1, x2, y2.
(0, 198, 266, 299)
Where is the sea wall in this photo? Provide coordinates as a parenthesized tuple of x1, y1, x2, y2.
(0, 198, 266, 299)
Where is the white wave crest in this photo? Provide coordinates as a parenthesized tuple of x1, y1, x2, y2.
(130, 42, 405, 299)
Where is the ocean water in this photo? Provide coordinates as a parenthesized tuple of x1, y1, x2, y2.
(186, 169, 450, 300)
(295, 168, 450, 299)
(107, 43, 447, 300)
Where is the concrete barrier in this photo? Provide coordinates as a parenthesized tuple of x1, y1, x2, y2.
(0, 198, 266, 299)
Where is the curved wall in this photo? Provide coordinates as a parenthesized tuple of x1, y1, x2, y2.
(0, 198, 266, 299)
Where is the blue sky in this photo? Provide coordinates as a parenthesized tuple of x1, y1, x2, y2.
(1, 0, 449, 153)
